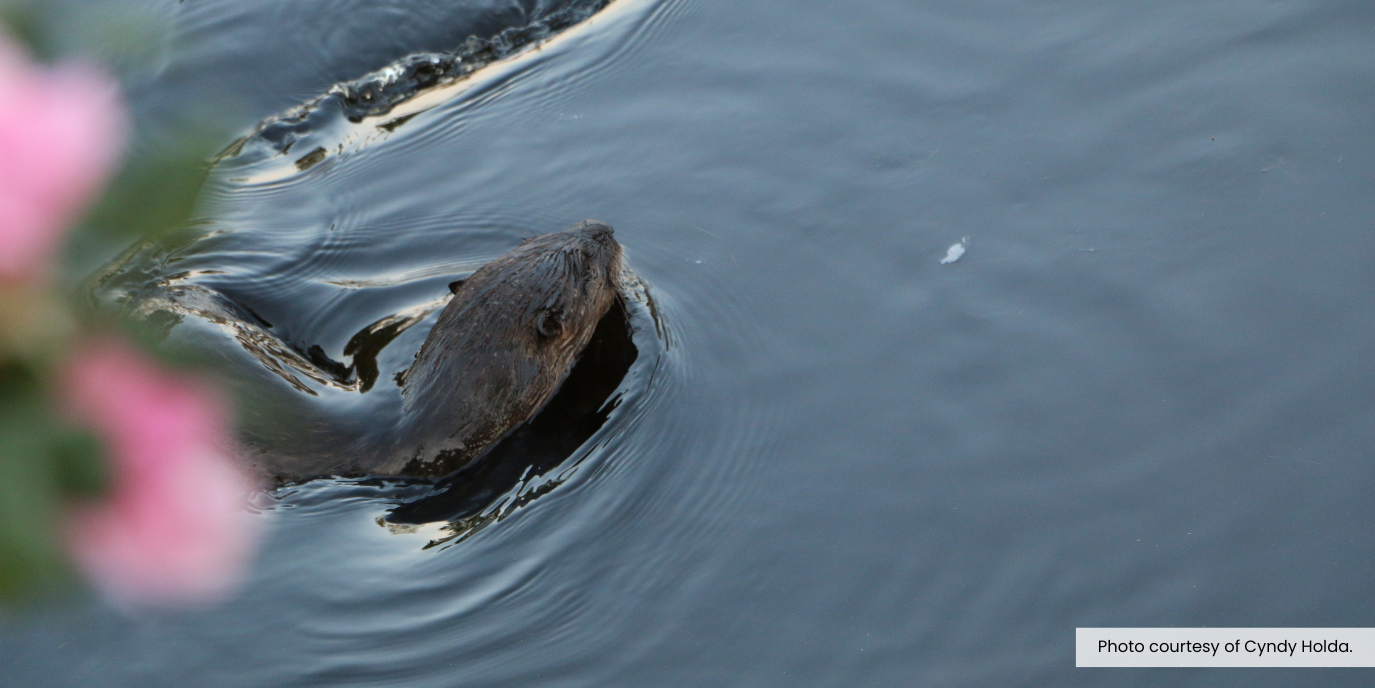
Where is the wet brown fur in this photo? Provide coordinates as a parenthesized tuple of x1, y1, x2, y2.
(378, 220, 623, 477)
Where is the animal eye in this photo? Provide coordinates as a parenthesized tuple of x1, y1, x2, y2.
(537, 310, 563, 338)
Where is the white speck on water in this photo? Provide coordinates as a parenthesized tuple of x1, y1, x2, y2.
(693, 260, 705, 264)
(939, 238, 968, 264)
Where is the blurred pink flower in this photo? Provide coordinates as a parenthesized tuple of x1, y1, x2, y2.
(61, 338, 259, 605)
(0, 33, 124, 282)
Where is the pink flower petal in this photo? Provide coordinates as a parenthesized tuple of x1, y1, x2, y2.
(61, 338, 260, 605)
(0, 34, 125, 282)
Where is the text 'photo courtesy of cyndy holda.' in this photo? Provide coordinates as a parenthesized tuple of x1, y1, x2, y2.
(1077, 628, 1375, 667)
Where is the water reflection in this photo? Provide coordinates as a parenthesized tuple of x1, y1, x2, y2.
(216, 0, 616, 184)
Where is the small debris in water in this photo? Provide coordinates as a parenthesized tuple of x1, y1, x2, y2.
(940, 238, 968, 264)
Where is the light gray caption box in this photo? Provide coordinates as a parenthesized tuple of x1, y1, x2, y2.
(1076, 628, 1375, 667)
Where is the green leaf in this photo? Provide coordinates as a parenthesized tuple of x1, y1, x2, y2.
(0, 379, 78, 603)
(0, 2, 50, 61)
(48, 4, 170, 75)
(51, 428, 108, 499)
(2, 1, 170, 71)
(79, 132, 217, 243)
(63, 127, 227, 288)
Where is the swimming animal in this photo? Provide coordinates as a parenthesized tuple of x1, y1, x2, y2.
(383, 219, 624, 477)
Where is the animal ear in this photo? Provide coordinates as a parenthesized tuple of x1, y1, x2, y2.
(448, 279, 465, 294)
(536, 309, 563, 338)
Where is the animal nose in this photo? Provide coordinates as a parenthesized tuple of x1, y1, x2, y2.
(572, 219, 614, 242)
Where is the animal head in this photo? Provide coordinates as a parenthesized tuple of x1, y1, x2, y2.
(433, 220, 623, 359)
(513, 220, 621, 347)
(398, 220, 624, 455)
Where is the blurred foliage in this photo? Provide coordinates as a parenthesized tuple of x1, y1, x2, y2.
(0, 0, 169, 71)
(1, 2, 232, 604)
(64, 127, 223, 285)
(0, 364, 96, 602)
(0, 1, 43, 58)
(85, 135, 212, 244)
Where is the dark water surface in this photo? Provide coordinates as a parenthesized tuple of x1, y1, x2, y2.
(5, 0, 1375, 685)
